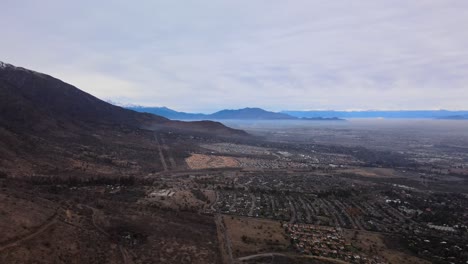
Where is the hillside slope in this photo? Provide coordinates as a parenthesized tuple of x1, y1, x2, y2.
(0, 61, 246, 177)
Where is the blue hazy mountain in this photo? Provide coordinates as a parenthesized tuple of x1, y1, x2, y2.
(127, 106, 343, 120)
(435, 115, 468, 120)
(126, 106, 208, 120)
(127, 107, 468, 120)
(282, 110, 468, 119)
(209, 108, 295, 120)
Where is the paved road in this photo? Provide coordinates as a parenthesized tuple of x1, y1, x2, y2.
(237, 253, 351, 264)
(237, 252, 286, 262)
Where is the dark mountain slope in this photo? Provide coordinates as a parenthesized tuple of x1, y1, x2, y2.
(0, 63, 169, 136)
(0, 62, 245, 135)
(0, 61, 246, 177)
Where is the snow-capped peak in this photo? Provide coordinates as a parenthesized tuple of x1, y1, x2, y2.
(0, 61, 15, 69)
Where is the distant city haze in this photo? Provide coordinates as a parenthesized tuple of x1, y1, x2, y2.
(2, 1, 468, 112)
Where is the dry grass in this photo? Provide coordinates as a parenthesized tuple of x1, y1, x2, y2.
(222, 215, 289, 258)
(343, 229, 430, 264)
(185, 154, 240, 169)
(338, 167, 401, 178)
(0, 192, 56, 243)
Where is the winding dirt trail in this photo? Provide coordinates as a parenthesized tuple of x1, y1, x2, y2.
(83, 204, 132, 264)
(154, 133, 168, 171)
(160, 135, 176, 168)
(0, 210, 60, 253)
(215, 215, 234, 264)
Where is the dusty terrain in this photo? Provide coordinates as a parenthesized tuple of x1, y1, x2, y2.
(343, 230, 430, 264)
(186, 154, 241, 169)
(337, 167, 402, 178)
(0, 181, 222, 264)
(222, 216, 290, 258)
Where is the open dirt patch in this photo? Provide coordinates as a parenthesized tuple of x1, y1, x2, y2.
(338, 167, 401, 178)
(185, 154, 240, 169)
(222, 215, 289, 258)
(342, 229, 429, 264)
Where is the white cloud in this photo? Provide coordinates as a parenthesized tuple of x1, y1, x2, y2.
(1, 0, 468, 112)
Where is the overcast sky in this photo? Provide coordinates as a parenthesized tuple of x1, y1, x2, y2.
(2, 1, 468, 112)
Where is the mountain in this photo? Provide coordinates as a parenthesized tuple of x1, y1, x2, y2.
(0, 61, 245, 135)
(0, 61, 246, 177)
(127, 106, 208, 120)
(0, 62, 166, 132)
(436, 115, 468, 120)
(129, 106, 343, 121)
(282, 110, 468, 119)
(210, 107, 296, 120)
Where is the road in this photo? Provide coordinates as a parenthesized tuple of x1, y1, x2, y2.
(210, 191, 219, 212)
(248, 193, 256, 216)
(237, 253, 351, 264)
(287, 197, 297, 224)
(237, 252, 286, 262)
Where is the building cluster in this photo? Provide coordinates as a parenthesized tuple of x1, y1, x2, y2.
(284, 223, 385, 264)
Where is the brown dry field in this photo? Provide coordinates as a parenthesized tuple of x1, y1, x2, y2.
(0, 192, 58, 243)
(0, 182, 221, 264)
(343, 229, 430, 264)
(186, 154, 240, 169)
(338, 167, 401, 178)
(222, 215, 290, 258)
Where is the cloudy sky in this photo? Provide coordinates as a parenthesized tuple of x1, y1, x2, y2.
(2, 1, 468, 112)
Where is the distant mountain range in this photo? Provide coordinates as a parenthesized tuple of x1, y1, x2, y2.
(281, 110, 468, 119)
(127, 106, 468, 121)
(435, 115, 468, 120)
(127, 106, 344, 121)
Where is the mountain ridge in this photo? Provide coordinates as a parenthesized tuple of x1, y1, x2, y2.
(128, 106, 343, 121)
(0, 61, 246, 177)
(282, 110, 468, 119)
(0, 61, 246, 136)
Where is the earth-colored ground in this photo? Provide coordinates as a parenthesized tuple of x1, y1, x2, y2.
(186, 154, 240, 169)
(143, 187, 214, 212)
(343, 229, 430, 264)
(0, 182, 222, 264)
(201, 143, 273, 156)
(222, 215, 290, 258)
(338, 167, 401, 178)
(0, 192, 57, 244)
